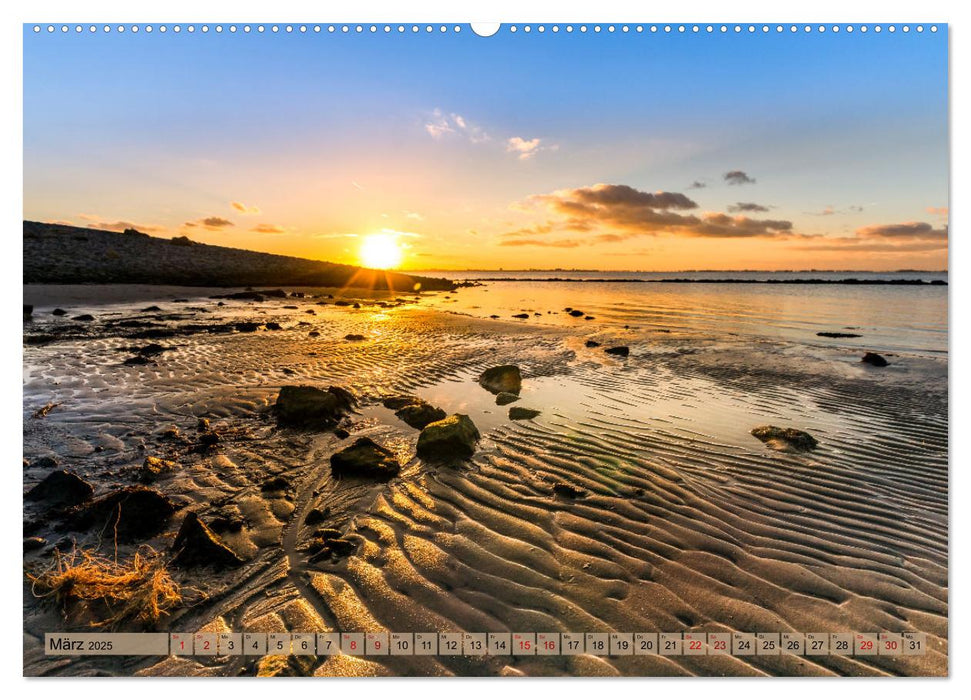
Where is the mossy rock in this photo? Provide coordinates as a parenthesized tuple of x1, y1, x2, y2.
(330, 437, 401, 479)
(275, 385, 354, 429)
(416, 414, 481, 460)
(478, 365, 522, 395)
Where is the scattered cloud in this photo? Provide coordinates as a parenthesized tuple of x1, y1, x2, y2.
(404, 211, 424, 221)
(231, 201, 260, 214)
(808, 204, 864, 216)
(500, 238, 582, 248)
(687, 181, 707, 189)
(796, 220, 948, 253)
(506, 136, 557, 160)
(184, 217, 234, 231)
(501, 183, 795, 247)
(926, 206, 949, 219)
(351, 181, 364, 191)
(425, 109, 489, 143)
(251, 223, 288, 234)
(727, 202, 770, 213)
(724, 170, 756, 186)
(856, 222, 947, 240)
(77, 214, 165, 233)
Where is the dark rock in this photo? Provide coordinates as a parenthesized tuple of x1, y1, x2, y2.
(568, 310, 584, 317)
(817, 331, 861, 338)
(495, 392, 519, 406)
(478, 365, 522, 395)
(138, 343, 167, 356)
(67, 486, 176, 540)
(862, 352, 889, 367)
(283, 305, 299, 309)
(344, 334, 366, 341)
(197, 417, 210, 431)
(73, 314, 95, 322)
(512, 313, 530, 319)
(208, 505, 245, 533)
(265, 322, 282, 331)
(751, 425, 819, 452)
(553, 483, 587, 499)
(352, 303, 361, 309)
(51, 308, 67, 316)
(509, 406, 541, 420)
(605, 346, 630, 357)
(161, 426, 181, 440)
(395, 402, 447, 430)
(123, 355, 156, 366)
(30, 456, 59, 469)
(141, 305, 163, 312)
(235, 322, 260, 333)
(333, 428, 350, 439)
(261, 475, 291, 494)
(305, 309, 316, 315)
(172, 512, 244, 567)
(584, 316, 595, 320)
(416, 414, 480, 460)
(334, 300, 350, 307)
(199, 431, 220, 447)
(330, 437, 401, 479)
(26, 470, 94, 507)
(276, 385, 355, 429)
(308, 330, 320, 337)
(282, 368, 296, 376)
(585, 340, 601, 348)
(24, 304, 33, 319)
(305, 507, 329, 525)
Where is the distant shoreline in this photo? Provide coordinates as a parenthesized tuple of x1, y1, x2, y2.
(452, 277, 948, 285)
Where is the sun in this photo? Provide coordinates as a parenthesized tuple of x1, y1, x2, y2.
(359, 233, 403, 269)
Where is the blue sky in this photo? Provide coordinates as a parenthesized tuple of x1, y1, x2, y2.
(24, 25, 948, 270)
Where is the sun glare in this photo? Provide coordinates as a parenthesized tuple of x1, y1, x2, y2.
(359, 233, 403, 269)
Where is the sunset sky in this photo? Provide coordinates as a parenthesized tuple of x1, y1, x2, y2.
(24, 25, 948, 271)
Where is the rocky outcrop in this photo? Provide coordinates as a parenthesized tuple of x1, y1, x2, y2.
(478, 365, 522, 395)
(751, 425, 818, 452)
(275, 385, 355, 429)
(26, 470, 93, 507)
(172, 512, 244, 567)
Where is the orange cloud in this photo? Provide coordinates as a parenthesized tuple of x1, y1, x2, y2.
(231, 201, 261, 214)
(251, 223, 288, 234)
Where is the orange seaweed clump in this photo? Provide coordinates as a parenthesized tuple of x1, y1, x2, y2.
(27, 546, 182, 628)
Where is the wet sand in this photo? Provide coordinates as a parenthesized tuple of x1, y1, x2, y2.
(22, 284, 948, 677)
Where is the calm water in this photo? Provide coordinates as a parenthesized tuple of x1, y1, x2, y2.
(416, 271, 948, 355)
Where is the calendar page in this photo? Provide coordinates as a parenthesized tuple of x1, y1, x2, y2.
(22, 20, 948, 679)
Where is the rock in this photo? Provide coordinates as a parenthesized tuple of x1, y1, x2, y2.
(478, 365, 522, 395)
(197, 417, 210, 431)
(382, 395, 422, 410)
(26, 470, 94, 507)
(24, 536, 47, 552)
(333, 428, 350, 439)
(161, 426, 181, 440)
(416, 414, 480, 460)
(24, 304, 33, 319)
(751, 425, 819, 452)
(585, 340, 601, 348)
(276, 385, 355, 429)
(141, 305, 162, 312)
(138, 343, 167, 356)
(68, 486, 176, 540)
(51, 308, 67, 316)
(208, 505, 245, 533)
(568, 310, 584, 317)
(512, 313, 530, 319)
(172, 512, 244, 567)
(308, 330, 320, 337)
(344, 334, 366, 341)
(330, 437, 401, 479)
(509, 406, 541, 420)
(123, 355, 156, 366)
(495, 392, 519, 406)
(305, 507, 329, 525)
(139, 456, 179, 481)
(30, 456, 59, 469)
(265, 322, 282, 331)
(553, 483, 587, 499)
(605, 346, 630, 357)
(395, 402, 447, 429)
(862, 352, 889, 367)
(73, 314, 95, 322)
(235, 322, 260, 333)
(199, 431, 220, 447)
(584, 316, 595, 320)
(261, 476, 291, 494)
(817, 331, 861, 338)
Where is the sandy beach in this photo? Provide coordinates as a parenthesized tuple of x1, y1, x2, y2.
(22, 281, 948, 677)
